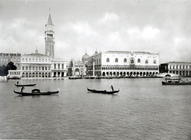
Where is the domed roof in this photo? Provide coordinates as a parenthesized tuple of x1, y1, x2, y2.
(82, 53, 89, 61)
(82, 53, 89, 59)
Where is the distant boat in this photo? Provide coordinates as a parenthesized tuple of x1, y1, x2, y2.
(15, 83, 36, 87)
(7, 76, 21, 80)
(162, 76, 191, 85)
(14, 89, 59, 96)
(68, 76, 82, 80)
(87, 88, 119, 94)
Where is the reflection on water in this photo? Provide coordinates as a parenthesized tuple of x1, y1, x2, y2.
(0, 79, 191, 139)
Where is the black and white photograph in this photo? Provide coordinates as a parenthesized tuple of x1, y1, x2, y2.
(0, 0, 191, 139)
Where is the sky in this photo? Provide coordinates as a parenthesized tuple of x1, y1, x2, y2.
(0, 0, 191, 62)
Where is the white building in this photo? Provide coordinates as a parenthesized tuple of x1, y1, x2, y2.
(51, 58, 68, 79)
(9, 50, 52, 79)
(8, 50, 68, 79)
(160, 62, 191, 77)
(86, 51, 159, 77)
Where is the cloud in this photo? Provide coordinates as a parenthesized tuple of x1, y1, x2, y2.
(142, 26, 160, 39)
(54, 15, 191, 63)
(71, 22, 98, 37)
(0, 18, 44, 54)
(127, 26, 160, 40)
(0, 0, 191, 63)
(173, 37, 185, 46)
(98, 12, 119, 24)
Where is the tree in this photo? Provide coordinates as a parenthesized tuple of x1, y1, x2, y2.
(0, 65, 7, 76)
(0, 61, 17, 76)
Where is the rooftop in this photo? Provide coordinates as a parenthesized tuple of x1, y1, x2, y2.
(105, 51, 159, 55)
(167, 61, 191, 64)
(23, 53, 48, 57)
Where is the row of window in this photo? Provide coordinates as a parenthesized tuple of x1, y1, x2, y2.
(22, 72, 51, 78)
(0, 54, 20, 56)
(106, 58, 157, 64)
(53, 64, 65, 69)
(9, 72, 20, 75)
(169, 70, 191, 76)
(22, 66, 51, 71)
(22, 57, 50, 62)
(21, 64, 66, 71)
(0, 59, 11, 62)
(101, 67, 158, 70)
(169, 65, 191, 70)
(22, 72, 66, 78)
(102, 71, 158, 76)
(0, 59, 20, 63)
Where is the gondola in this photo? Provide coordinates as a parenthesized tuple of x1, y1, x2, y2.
(68, 76, 82, 80)
(14, 89, 59, 96)
(15, 83, 36, 87)
(87, 88, 119, 94)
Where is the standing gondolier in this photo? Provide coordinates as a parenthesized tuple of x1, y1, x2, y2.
(21, 86, 24, 93)
(111, 85, 114, 91)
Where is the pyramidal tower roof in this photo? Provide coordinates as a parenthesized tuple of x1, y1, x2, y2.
(47, 13, 53, 25)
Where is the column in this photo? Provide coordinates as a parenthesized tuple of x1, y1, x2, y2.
(93, 61, 95, 76)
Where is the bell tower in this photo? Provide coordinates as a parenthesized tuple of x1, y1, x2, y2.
(45, 12, 55, 58)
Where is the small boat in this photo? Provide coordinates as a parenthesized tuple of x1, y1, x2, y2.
(162, 76, 191, 85)
(15, 83, 36, 87)
(7, 76, 21, 80)
(87, 88, 119, 94)
(68, 76, 82, 80)
(14, 89, 59, 96)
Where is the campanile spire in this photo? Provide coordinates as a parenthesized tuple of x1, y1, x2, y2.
(45, 9, 55, 58)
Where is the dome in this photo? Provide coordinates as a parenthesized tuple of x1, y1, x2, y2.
(82, 53, 89, 62)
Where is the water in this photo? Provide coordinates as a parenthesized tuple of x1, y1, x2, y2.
(0, 79, 191, 140)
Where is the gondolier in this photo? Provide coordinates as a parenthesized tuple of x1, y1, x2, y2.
(111, 85, 114, 91)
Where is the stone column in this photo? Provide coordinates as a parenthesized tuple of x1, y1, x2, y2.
(93, 61, 95, 77)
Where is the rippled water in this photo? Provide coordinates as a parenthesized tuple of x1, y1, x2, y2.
(0, 78, 191, 140)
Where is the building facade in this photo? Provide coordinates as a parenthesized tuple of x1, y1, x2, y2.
(160, 62, 191, 77)
(86, 51, 159, 77)
(51, 58, 68, 78)
(16, 51, 52, 79)
(0, 53, 21, 67)
(8, 51, 68, 79)
(67, 53, 89, 77)
(68, 60, 86, 76)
